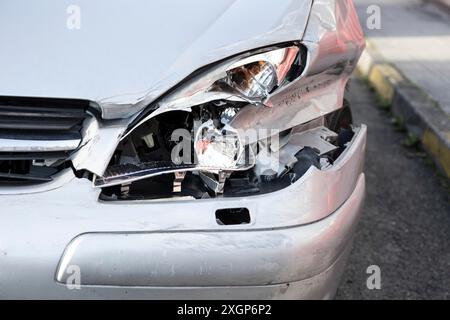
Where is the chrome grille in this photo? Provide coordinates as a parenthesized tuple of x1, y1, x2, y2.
(0, 96, 90, 182)
(0, 96, 88, 158)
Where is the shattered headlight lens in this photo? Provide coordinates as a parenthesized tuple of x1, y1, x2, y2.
(97, 45, 305, 189)
(194, 120, 244, 170)
(144, 45, 303, 116)
(217, 46, 299, 104)
(226, 61, 278, 102)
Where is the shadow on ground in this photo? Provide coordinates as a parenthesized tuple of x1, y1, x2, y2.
(336, 77, 450, 300)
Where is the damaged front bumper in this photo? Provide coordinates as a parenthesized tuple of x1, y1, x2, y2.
(0, 0, 367, 300)
(0, 125, 366, 300)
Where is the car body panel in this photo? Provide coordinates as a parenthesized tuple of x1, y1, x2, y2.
(0, 0, 367, 300)
(55, 175, 364, 288)
(0, 126, 366, 299)
(0, 0, 312, 117)
(0, 126, 366, 229)
(70, 0, 365, 177)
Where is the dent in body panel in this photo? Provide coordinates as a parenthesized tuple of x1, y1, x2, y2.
(55, 175, 364, 287)
(37, 0, 365, 194)
(229, 0, 365, 134)
(86, 0, 365, 195)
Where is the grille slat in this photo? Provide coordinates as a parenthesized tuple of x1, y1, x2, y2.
(0, 96, 90, 181)
(0, 151, 69, 160)
(0, 130, 80, 141)
(0, 105, 86, 119)
(0, 116, 82, 131)
(0, 96, 88, 139)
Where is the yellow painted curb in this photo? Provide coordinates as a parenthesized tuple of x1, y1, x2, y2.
(368, 64, 404, 103)
(356, 40, 450, 179)
(422, 128, 450, 178)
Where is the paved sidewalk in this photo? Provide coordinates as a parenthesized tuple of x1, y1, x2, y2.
(354, 0, 450, 177)
(337, 77, 450, 300)
(355, 0, 450, 115)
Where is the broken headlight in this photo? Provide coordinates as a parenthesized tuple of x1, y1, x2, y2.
(97, 44, 317, 199)
(217, 46, 299, 104)
(129, 45, 304, 127)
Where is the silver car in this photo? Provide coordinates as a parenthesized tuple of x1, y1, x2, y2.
(0, 0, 366, 299)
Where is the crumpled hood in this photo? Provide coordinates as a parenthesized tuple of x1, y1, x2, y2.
(0, 0, 312, 118)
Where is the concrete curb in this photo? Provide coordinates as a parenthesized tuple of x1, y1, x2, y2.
(357, 41, 450, 178)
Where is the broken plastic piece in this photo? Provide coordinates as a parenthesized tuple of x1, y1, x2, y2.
(94, 161, 196, 188)
(287, 126, 338, 156)
(199, 171, 229, 195)
(194, 120, 244, 170)
(173, 171, 186, 193)
(94, 153, 255, 188)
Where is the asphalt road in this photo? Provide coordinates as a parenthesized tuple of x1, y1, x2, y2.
(336, 77, 450, 300)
